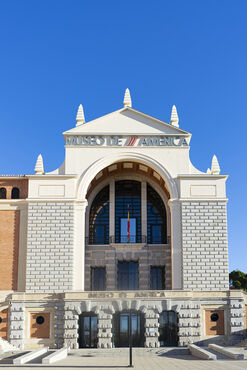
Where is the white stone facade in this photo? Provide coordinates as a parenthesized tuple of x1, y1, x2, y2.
(181, 201, 229, 290)
(0, 91, 246, 350)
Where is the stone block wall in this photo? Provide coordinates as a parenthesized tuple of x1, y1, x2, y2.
(5, 293, 246, 349)
(181, 201, 229, 290)
(229, 298, 245, 344)
(85, 244, 171, 291)
(9, 302, 25, 349)
(26, 202, 74, 293)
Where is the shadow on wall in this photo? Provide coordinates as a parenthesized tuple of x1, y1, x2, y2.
(193, 328, 246, 347)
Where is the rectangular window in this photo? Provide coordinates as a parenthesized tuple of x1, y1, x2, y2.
(120, 218, 136, 243)
(151, 225, 162, 244)
(91, 267, 106, 291)
(150, 266, 165, 290)
(94, 225, 106, 245)
(118, 261, 139, 290)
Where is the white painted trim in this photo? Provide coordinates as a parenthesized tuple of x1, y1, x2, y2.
(73, 201, 87, 290)
(76, 151, 178, 200)
(168, 199, 182, 289)
(178, 174, 228, 179)
(176, 198, 228, 202)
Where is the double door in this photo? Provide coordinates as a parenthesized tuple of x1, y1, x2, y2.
(113, 311, 144, 347)
(78, 314, 98, 348)
(159, 311, 178, 346)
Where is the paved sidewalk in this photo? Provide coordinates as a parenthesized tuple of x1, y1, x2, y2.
(1, 348, 247, 369)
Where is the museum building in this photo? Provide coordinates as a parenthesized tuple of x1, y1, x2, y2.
(0, 89, 246, 350)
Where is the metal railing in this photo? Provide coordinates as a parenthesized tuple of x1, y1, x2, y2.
(85, 235, 170, 245)
(109, 235, 147, 244)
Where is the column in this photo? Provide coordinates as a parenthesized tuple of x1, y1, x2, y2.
(168, 199, 183, 289)
(73, 200, 87, 290)
(141, 181, 147, 240)
(109, 180, 115, 241)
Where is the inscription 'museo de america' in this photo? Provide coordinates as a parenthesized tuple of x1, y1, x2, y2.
(66, 135, 188, 147)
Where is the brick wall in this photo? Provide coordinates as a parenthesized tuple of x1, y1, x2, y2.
(0, 179, 28, 199)
(26, 202, 74, 293)
(181, 201, 229, 290)
(0, 210, 20, 290)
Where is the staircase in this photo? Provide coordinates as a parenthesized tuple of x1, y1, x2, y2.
(0, 338, 19, 353)
(234, 338, 247, 347)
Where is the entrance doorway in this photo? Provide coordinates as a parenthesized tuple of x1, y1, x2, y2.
(159, 310, 178, 346)
(113, 311, 144, 347)
(78, 313, 98, 348)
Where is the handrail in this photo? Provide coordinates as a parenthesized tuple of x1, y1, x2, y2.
(85, 235, 170, 245)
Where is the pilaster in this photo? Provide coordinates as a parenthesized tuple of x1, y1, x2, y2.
(74, 200, 87, 290)
(109, 180, 115, 238)
(141, 181, 147, 237)
(168, 199, 183, 289)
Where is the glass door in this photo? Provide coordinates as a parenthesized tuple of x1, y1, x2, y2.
(78, 314, 98, 348)
(159, 311, 178, 346)
(113, 311, 144, 347)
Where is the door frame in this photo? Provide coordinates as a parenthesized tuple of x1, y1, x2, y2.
(78, 312, 98, 348)
(158, 310, 179, 347)
(113, 310, 145, 348)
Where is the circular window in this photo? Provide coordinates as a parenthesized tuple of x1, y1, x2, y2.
(210, 313, 219, 322)
(36, 316, 45, 325)
(0, 317, 2, 324)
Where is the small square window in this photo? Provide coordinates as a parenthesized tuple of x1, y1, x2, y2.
(150, 266, 165, 290)
(91, 267, 106, 291)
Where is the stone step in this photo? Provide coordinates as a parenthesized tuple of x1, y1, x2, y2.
(0, 338, 19, 353)
(234, 338, 247, 347)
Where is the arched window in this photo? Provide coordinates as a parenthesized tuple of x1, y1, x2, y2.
(115, 180, 141, 243)
(0, 188, 6, 199)
(89, 185, 109, 244)
(11, 187, 20, 199)
(147, 184, 167, 244)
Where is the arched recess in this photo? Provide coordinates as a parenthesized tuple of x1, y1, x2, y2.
(74, 153, 182, 291)
(85, 171, 170, 244)
(76, 152, 178, 201)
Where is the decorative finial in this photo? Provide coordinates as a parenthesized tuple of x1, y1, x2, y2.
(35, 154, 44, 175)
(206, 168, 211, 174)
(76, 104, 85, 126)
(211, 155, 220, 174)
(170, 105, 179, 127)
(123, 88, 132, 107)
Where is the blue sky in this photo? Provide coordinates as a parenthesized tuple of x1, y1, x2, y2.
(0, 0, 246, 272)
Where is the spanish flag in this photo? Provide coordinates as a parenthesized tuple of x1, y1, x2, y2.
(127, 204, 130, 242)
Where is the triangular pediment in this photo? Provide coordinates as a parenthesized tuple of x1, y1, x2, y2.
(63, 107, 191, 136)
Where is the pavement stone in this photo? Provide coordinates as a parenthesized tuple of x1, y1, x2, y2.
(0, 348, 247, 369)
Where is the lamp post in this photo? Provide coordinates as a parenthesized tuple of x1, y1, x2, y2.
(128, 309, 133, 367)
